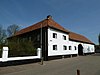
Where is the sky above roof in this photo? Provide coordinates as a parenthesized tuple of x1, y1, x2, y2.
(0, 0, 100, 44)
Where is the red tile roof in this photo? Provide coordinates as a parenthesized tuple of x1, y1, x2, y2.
(69, 32, 94, 44)
(15, 19, 48, 36)
(15, 18, 69, 36)
(14, 16, 94, 44)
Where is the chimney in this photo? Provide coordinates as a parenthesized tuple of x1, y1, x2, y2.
(47, 15, 52, 19)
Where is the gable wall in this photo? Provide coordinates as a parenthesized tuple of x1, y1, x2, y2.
(48, 28, 77, 56)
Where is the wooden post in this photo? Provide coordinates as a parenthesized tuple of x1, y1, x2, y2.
(77, 69, 80, 75)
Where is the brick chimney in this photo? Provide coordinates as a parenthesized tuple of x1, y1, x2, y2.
(47, 15, 52, 19)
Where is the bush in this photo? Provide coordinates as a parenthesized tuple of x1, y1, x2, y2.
(95, 45, 100, 53)
(0, 44, 3, 58)
(95, 45, 100, 49)
(8, 41, 37, 57)
(0, 49, 2, 58)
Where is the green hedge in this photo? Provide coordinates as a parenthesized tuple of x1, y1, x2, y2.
(95, 45, 100, 53)
(8, 41, 37, 57)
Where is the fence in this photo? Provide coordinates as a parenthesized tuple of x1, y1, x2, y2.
(0, 47, 41, 62)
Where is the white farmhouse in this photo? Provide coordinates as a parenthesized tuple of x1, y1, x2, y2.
(8, 15, 95, 60)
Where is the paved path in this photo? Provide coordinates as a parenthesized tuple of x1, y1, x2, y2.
(0, 54, 100, 75)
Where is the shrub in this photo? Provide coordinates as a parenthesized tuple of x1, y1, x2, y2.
(95, 45, 100, 53)
(8, 41, 37, 57)
(0, 48, 2, 58)
(0, 44, 3, 58)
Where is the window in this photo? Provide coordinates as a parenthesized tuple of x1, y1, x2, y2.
(63, 35, 66, 40)
(53, 33, 57, 38)
(63, 45, 67, 50)
(53, 45, 57, 50)
(69, 46, 72, 50)
(74, 46, 77, 50)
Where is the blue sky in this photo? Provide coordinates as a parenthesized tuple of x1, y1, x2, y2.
(0, 0, 100, 44)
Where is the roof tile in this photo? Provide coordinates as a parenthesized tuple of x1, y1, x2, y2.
(69, 32, 94, 44)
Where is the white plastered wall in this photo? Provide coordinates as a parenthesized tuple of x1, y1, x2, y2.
(82, 43, 95, 53)
(68, 41, 95, 54)
(48, 28, 95, 56)
(48, 28, 77, 56)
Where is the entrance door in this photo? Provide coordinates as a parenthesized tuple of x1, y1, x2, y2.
(78, 44, 83, 55)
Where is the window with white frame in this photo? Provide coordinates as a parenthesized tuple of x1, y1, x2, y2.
(63, 45, 67, 50)
(69, 46, 72, 50)
(53, 45, 57, 50)
(53, 33, 57, 38)
(63, 35, 66, 40)
(74, 46, 77, 50)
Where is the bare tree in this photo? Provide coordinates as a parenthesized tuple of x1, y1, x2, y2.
(7, 24, 20, 36)
(0, 25, 7, 44)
